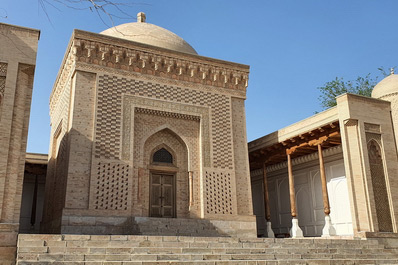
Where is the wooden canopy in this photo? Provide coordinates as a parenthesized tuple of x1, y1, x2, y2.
(249, 121, 341, 170)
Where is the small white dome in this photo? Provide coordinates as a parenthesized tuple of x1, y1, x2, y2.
(372, 74, 398, 99)
(100, 12, 197, 55)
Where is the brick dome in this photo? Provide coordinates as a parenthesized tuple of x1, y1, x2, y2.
(100, 12, 197, 55)
(372, 73, 398, 99)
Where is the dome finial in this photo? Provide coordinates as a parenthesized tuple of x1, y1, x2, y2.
(391, 68, 395, 75)
(137, 12, 146, 23)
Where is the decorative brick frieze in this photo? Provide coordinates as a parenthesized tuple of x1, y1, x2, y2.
(75, 61, 246, 99)
(49, 29, 249, 112)
(71, 36, 248, 92)
(49, 48, 75, 116)
(135, 107, 200, 121)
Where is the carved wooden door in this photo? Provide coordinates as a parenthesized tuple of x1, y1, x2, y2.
(150, 173, 175, 218)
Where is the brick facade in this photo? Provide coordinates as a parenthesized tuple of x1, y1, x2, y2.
(41, 27, 256, 237)
(0, 23, 39, 264)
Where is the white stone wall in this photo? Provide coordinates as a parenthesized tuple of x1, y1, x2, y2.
(251, 147, 353, 237)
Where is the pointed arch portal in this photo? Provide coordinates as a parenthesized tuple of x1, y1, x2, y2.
(144, 128, 189, 218)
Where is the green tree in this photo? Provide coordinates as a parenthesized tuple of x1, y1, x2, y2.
(317, 67, 395, 110)
(317, 67, 397, 110)
(317, 74, 377, 110)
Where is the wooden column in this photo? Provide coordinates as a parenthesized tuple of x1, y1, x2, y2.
(263, 163, 275, 238)
(188, 171, 193, 209)
(30, 174, 38, 227)
(286, 150, 304, 238)
(287, 152, 297, 218)
(262, 164, 271, 221)
(318, 144, 331, 215)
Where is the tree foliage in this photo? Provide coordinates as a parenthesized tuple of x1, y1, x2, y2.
(317, 74, 377, 110)
(317, 67, 397, 110)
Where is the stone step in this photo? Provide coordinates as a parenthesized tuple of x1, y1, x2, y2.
(131, 217, 225, 237)
(17, 252, 398, 264)
(16, 234, 398, 264)
(15, 259, 398, 265)
(18, 236, 386, 248)
(18, 243, 394, 251)
(17, 247, 398, 259)
(61, 217, 229, 237)
(18, 234, 386, 244)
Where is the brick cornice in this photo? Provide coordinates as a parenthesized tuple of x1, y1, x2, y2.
(71, 34, 249, 90)
(50, 29, 250, 115)
(49, 45, 75, 116)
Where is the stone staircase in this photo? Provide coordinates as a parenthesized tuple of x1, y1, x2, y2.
(16, 234, 398, 264)
(132, 217, 225, 237)
(60, 217, 232, 238)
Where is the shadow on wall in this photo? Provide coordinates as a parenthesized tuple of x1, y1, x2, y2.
(19, 160, 46, 234)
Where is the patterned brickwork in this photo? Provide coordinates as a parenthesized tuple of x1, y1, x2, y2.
(93, 162, 129, 211)
(135, 111, 197, 217)
(97, 74, 233, 169)
(0, 62, 6, 90)
(366, 133, 393, 232)
(231, 97, 252, 215)
(0, 62, 7, 114)
(135, 107, 200, 121)
(205, 170, 234, 215)
(0, 76, 5, 96)
(49, 49, 75, 116)
(42, 77, 72, 233)
(133, 110, 200, 168)
(52, 128, 68, 214)
(0, 62, 6, 75)
(122, 95, 209, 166)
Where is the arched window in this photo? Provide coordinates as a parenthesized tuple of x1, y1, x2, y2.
(152, 148, 173, 164)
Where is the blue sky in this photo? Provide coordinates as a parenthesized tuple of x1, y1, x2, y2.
(1, 1, 398, 154)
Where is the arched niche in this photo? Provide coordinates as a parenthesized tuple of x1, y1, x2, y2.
(367, 139, 393, 232)
(140, 128, 189, 218)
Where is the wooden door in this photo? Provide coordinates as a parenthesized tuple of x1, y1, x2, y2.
(150, 173, 175, 218)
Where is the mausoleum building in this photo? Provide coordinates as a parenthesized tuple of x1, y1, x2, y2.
(40, 13, 256, 238)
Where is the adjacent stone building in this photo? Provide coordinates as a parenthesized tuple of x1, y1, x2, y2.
(0, 23, 40, 264)
(249, 72, 398, 239)
(40, 13, 256, 238)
